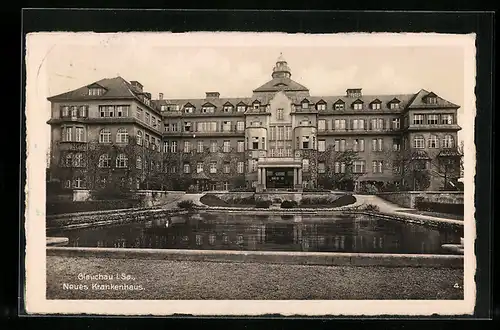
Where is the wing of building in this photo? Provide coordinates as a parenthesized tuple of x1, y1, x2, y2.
(46, 54, 462, 193)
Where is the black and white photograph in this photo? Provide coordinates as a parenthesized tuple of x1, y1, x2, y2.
(24, 31, 477, 316)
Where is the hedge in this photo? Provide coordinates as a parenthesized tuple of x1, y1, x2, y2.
(415, 201, 464, 216)
(46, 199, 143, 215)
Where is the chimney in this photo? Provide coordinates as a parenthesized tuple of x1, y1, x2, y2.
(159, 93, 164, 100)
(346, 88, 362, 98)
(144, 92, 151, 100)
(205, 92, 220, 99)
(130, 81, 143, 92)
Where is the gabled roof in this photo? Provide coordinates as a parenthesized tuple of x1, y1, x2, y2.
(308, 93, 416, 110)
(223, 101, 234, 106)
(333, 99, 345, 104)
(87, 82, 106, 89)
(316, 99, 327, 104)
(388, 97, 401, 103)
(253, 77, 309, 93)
(351, 98, 364, 104)
(407, 89, 459, 108)
(183, 102, 195, 108)
(301, 98, 310, 103)
(252, 99, 261, 104)
(201, 102, 216, 107)
(47, 76, 138, 101)
(370, 98, 382, 104)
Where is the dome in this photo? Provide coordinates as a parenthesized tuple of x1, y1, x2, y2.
(272, 53, 291, 79)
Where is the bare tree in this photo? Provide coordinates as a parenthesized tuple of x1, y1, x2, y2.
(317, 146, 362, 190)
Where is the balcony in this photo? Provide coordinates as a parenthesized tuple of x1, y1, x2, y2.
(162, 129, 245, 137)
(317, 128, 402, 135)
(404, 124, 462, 132)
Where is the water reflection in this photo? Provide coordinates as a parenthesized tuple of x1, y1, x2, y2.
(48, 213, 463, 255)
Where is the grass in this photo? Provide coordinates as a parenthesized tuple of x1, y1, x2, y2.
(47, 256, 464, 300)
(396, 209, 464, 221)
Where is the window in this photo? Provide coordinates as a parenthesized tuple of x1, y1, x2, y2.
(340, 139, 346, 152)
(73, 177, 84, 188)
(302, 159, 310, 172)
(223, 182, 230, 191)
(237, 141, 245, 152)
(428, 135, 438, 148)
(184, 141, 191, 153)
(353, 103, 363, 110)
(353, 161, 365, 173)
(163, 141, 169, 153)
(197, 141, 204, 153)
(145, 112, 150, 124)
(237, 161, 244, 173)
(61, 106, 69, 117)
(171, 123, 178, 132)
(261, 137, 265, 149)
(116, 154, 128, 168)
(371, 103, 381, 110)
(70, 106, 78, 118)
(136, 156, 142, 169)
(372, 161, 384, 173)
(210, 141, 218, 153)
(98, 154, 110, 168)
(183, 163, 190, 174)
(184, 122, 192, 132)
(252, 137, 259, 150)
(317, 103, 326, 111)
(443, 135, 455, 148)
(285, 126, 292, 140)
(371, 138, 383, 151)
(116, 106, 129, 117)
(334, 139, 340, 152)
(302, 136, 310, 149)
(250, 159, 257, 172)
(392, 118, 400, 129)
(223, 105, 233, 112)
(197, 162, 204, 173)
(277, 108, 284, 120)
(184, 107, 194, 114)
(334, 162, 346, 174)
(334, 119, 346, 130)
(393, 163, 401, 174)
(253, 103, 260, 110)
(63, 127, 72, 141)
(152, 117, 157, 128)
(353, 139, 365, 152)
(223, 162, 230, 174)
(277, 126, 284, 140)
(270, 126, 276, 140)
(318, 120, 326, 131)
(392, 138, 401, 151)
(73, 153, 83, 167)
(334, 103, 345, 110)
(318, 140, 326, 152)
(427, 96, 437, 104)
(171, 166, 177, 173)
(301, 101, 309, 109)
(352, 119, 365, 130)
(318, 162, 326, 173)
(413, 114, 424, 125)
(170, 141, 177, 153)
(237, 105, 246, 112)
(441, 114, 453, 125)
(237, 121, 245, 132)
(390, 102, 399, 110)
(370, 118, 384, 130)
(427, 114, 439, 125)
(99, 128, 111, 143)
(136, 108, 143, 119)
(222, 121, 231, 132)
(116, 128, 128, 144)
(207, 161, 216, 174)
(223, 140, 230, 152)
(414, 135, 425, 149)
(88, 88, 103, 96)
(202, 106, 214, 113)
(64, 154, 72, 167)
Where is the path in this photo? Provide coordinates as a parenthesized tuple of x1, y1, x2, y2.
(345, 195, 463, 225)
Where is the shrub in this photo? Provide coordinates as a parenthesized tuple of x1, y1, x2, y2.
(281, 200, 298, 208)
(199, 194, 228, 207)
(362, 204, 380, 212)
(330, 194, 356, 207)
(273, 197, 283, 204)
(46, 199, 142, 215)
(255, 200, 272, 208)
(186, 185, 198, 194)
(177, 200, 195, 209)
(415, 201, 464, 216)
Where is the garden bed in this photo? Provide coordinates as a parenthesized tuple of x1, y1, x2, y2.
(46, 199, 143, 216)
(395, 209, 464, 221)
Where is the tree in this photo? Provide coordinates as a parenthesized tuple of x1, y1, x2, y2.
(317, 147, 362, 191)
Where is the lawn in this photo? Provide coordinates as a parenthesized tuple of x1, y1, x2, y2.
(396, 209, 464, 221)
(47, 256, 463, 300)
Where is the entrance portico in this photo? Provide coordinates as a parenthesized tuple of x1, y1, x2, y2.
(256, 158, 303, 191)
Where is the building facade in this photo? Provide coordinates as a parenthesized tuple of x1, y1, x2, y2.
(47, 54, 462, 192)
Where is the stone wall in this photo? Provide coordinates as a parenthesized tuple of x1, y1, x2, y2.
(377, 191, 464, 208)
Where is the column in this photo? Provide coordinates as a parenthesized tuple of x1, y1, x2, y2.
(262, 168, 266, 188)
(257, 168, 262, 184)
(298, 168, 303, 185)
(293, 168, 298, 185)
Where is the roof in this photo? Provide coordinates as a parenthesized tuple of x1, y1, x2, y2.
(406, 89, 460, 109)
(253, 77, 310, 93)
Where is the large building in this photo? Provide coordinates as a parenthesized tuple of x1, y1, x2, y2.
(47, 54, 462, 193)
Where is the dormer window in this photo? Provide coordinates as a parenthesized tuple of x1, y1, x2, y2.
(390, 102, 399, 109)
(253, 103, 260, 110)
(223, 106, 233, 113)
(301, 100, 309, 109)
(317, 103, 326, 111)
(184, 107, 194, 114)
(237, 105, 246, 112)
(427, 97, 437, 104)
(334, 102, 345, 111)
(370, 100, 382, 110)
(202, 106, 215, 113)
(353, 102, 363, 110)
(88, 88, 104, 96)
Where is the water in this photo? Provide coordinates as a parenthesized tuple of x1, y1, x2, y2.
(47, 212, 463, 254)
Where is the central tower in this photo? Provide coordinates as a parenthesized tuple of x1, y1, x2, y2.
(271, 53, 292, 79)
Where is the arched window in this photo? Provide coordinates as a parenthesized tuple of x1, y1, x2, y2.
(98, 154, 110, 168)
(99, 128, 111, 143)
(116, 128, 128, 144)
(116, 154, 128, 168)
(136, 156, 142, 169)
(136, 130, 143, 145)
(413, 135, 425, 149)
(428, 135, 438, 148)
(443, 135, 455, 148)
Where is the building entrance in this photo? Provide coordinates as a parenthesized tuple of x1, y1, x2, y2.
(266, 167, 294, 189)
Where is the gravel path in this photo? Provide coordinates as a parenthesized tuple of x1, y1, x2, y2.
(47, 256, 463, 300)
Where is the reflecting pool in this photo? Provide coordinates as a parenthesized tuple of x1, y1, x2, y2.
(47, 212, 463, 254)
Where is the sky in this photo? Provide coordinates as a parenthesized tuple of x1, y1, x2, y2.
(27, 32, 475, 155)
